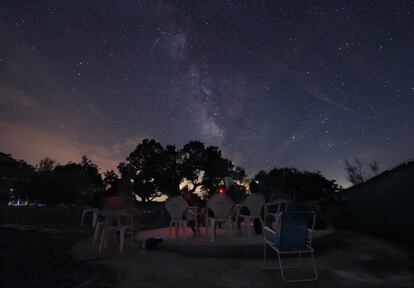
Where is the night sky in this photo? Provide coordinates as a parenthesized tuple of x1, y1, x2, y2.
(1, 1, 413, 186)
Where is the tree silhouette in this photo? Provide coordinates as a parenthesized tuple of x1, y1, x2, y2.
(157, 144, 183, 197)
(199, 146, 245, 197)
(344, 158, 381, 185)
(103, 170, 119, 192)
(0, 152, 34, 202)
(368, 161, 380, 176)
(180, 141, 206, 192)
(250, 167, 340, 201)
(179, 141, 246, 197)
(119, 139, 246, 201)
(118, 139, 167, 202)
(344, 159, 365, 185)
(37, 157, 56, 172)
(30, 156, 104, 204)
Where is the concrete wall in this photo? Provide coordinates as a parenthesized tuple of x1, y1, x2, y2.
(344, 162, 414, 244)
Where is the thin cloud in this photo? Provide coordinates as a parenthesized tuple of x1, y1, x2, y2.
(86, 102, 105, 119)
(0, 84, 45, 111)
(0, 121, 145, 172)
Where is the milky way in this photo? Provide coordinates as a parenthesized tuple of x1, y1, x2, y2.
(1, 1, 414, 186)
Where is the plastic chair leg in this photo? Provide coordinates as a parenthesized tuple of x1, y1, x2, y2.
(182, 221, 187, 242)
(247, 217, 252, 237)
(168, 221, 173, 239)
(92, 211, 97, 227)
(210, 219, 216, 242)
(175, 222, 179, 239)
(99, 227, 106, 254)
(80, 210, 86, 226)
(195, 217, 199, 237)
(206, 218, 209, 236)
(93, 222, 102, 244)
(120, 228, 125, 253)
(103, 230, 109, 249)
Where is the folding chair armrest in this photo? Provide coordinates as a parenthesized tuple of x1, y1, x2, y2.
(264, 225, 276, 233)
(263, 225, 280, 247)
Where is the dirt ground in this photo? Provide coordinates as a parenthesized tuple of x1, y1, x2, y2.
(0, 206, 116, 288)
(72, 230, 414, 288)
(1, 206, 413, 287)
(0, 224, 116, 288)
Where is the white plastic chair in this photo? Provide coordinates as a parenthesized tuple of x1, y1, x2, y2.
(98, 210, 131, 254)
(165, 196, 197, 241)
(206, 193, 234, 242)
(80, 208, 98, 226)
(92, 210, 106, 244)
(119, 209, 139, 247)
(236, 193, 265, 237)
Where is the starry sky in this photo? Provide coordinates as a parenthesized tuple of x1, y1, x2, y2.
(1, 0, 413, 187)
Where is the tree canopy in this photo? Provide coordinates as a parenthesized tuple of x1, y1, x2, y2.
(1, 139, 344, 205)
(0, 152, 34, 201)
(37, 157, 56, 172)
(25, 156, 104, 205)
(118, 139, 246, 201)
(250, 167, 341, 201)
(344, 158, 381, 185)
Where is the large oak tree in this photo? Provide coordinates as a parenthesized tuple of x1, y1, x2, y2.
(119, 139, 246, 202)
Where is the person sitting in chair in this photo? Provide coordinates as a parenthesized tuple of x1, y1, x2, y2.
(181, 186, 198, 235)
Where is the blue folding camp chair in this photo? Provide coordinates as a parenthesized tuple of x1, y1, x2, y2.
(263, 211, 318, 282)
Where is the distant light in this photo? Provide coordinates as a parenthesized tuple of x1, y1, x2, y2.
(130, 179, 135, 183)
(219, 188, 225, 194)
(254, 180, 259, 184)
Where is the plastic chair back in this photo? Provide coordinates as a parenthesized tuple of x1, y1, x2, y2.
(165, 196, 188, 220)
(242, 193, 265, 217)
(207, 193, 234, 219)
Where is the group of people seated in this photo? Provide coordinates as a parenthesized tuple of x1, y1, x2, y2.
(96, 178, 293, 238)
(177, 180, 283, 236)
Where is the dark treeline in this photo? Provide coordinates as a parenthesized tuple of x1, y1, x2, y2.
(0, 139, 341, 205)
